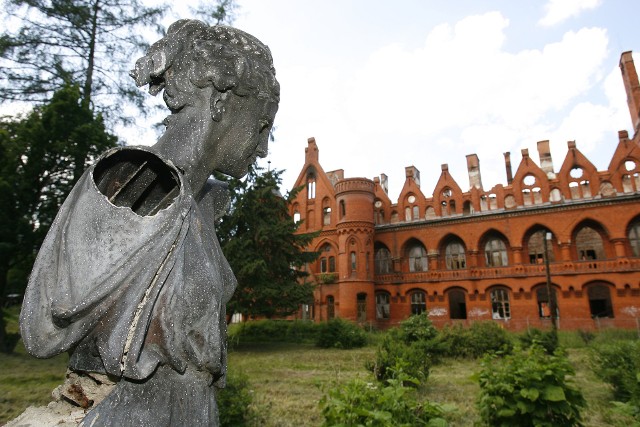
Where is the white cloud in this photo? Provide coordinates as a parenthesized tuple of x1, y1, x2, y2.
(256, 10, 616, 201)
(539, 0, 602, 27)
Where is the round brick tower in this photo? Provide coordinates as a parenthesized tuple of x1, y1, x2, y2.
(334, 178, 376, 323)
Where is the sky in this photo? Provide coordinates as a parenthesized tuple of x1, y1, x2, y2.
(210, 0, 640, 201)
(11, 0, 640, 202)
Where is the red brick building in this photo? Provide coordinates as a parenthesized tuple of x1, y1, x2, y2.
(288, 52, 640, 331)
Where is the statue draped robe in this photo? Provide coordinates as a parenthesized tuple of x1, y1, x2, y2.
(20, 146, 236, 425)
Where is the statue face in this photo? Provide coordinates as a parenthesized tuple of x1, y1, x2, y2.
(213, 93, 278, 178)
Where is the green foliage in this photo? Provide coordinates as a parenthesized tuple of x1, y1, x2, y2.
(432, 321, 513, 359)
(591, 340, 640, 405)
(368, 330, 433, 383)
(0, 0, 165, 120)
(190, 0, 238, 25)
(576, 329, 596, 346)
(228, 320, 319, 344)
(316, 272, 337, 284)
(476, 345, 586, 427)
(320, 369, 448, 427)
(398, 312, 439, 342)
(367, 314, 436, 382)
(0, 85, 117, 352)
(217, 369, 254, 427)
(217, 167, 319, 319)
(316, 318, 368, 349)
(519, 328, 559, 355)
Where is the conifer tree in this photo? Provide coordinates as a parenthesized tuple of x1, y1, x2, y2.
(0, 0, 165, 119)
(217, 167, 319, 320)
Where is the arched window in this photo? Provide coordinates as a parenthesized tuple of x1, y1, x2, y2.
(536, 287, 558, 319)
(323, 207, 331, 225)
(629, 221, 640, 257)
(406, 241, 428, 272)
(307, 174, 316, 199)
(326, 295, 335, 320)
(405, 207, 411, 222)
(319, 244, 335, 273)
(357, 293, 367, 322)
(576, 226, 605, 260)
(374, 245, 392, 274)
(448, 289, 467, 319)
(490, 288, 511, 319)
(587, 284, 613, 318)
(376, 292, 390, 320)
(463, 200, 473, 215)
(412, 206, 419, 220)
(320, 258, 327, 273)
(293, 211, 301, 223)
(339, 200, 346, 218)
(410, 291, 426, 315)
(425, 206, 436, 219)
(485, 238, 508, 267)
(350, 251, 357, 272)
(445, 240, 466, 270)
(528, 230, 555, 264)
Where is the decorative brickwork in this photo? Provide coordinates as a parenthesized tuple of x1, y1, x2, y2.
(289, 53, 640, 330)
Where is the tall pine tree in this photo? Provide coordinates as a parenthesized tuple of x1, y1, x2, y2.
(217, 167, 319, 320)
(0, 0, 165, 118)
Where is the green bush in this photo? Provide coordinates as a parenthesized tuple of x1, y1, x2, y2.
(217, 369, 254, 427)
(228, 320, 319, 344)
(367, 329, 432, 383)
(320, 369, 448, 427)
(433, 322, 513, 359)
(591, 340, 640, 403)
(476, 345, 585, 427)
(315, 318, 368, 349)
(519, 328, 559, 355)
(367, 314, 437, 382)
(397, 312, 439, 342)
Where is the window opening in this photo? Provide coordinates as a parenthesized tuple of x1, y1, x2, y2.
(485, 238, 508, 267)
(411, 291, 427, 315)
(491, 288, 511, 319)
(445, 241, 466, 270)
(376, 293, 390, 320)
(448, 289, 467, 319)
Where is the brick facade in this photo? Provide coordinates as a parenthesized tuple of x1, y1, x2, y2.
(289, 52, 640, 330)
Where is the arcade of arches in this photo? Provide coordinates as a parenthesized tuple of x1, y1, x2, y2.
(289, 52, 640, 330)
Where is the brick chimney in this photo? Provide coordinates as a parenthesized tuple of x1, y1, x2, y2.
(537, 140, 555, 179)
(620, 51, 640, 134)
(466, 153, 483, 190)
(305, 137, 319, 163)
(405, 166, 420, 187)
(504, 152, 513, 184)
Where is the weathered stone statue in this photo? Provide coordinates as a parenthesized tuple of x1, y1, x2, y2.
(19, 20, 279, 426)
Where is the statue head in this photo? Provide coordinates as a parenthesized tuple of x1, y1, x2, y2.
(131, 20, 280, 179)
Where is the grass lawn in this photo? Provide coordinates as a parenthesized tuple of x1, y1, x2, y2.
(0, 307, 68, 424)
(1, 308, 638, 426)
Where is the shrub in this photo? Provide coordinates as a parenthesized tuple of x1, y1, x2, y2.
(320, 369, 448, 427)
(591, 340, 640, 403)
(476, 345, 585, 427)
(315, 318, 368, 349)
(228, 320, 319, 344)
(398, 312, 439, 342)
(577, 329, 596, 346)
(433, 321, 513, 359)
(367, 314, 438, 382)
(217, 369, 254, 427)
(367, 329, 432, 383)
(519, 327, 559, 355)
